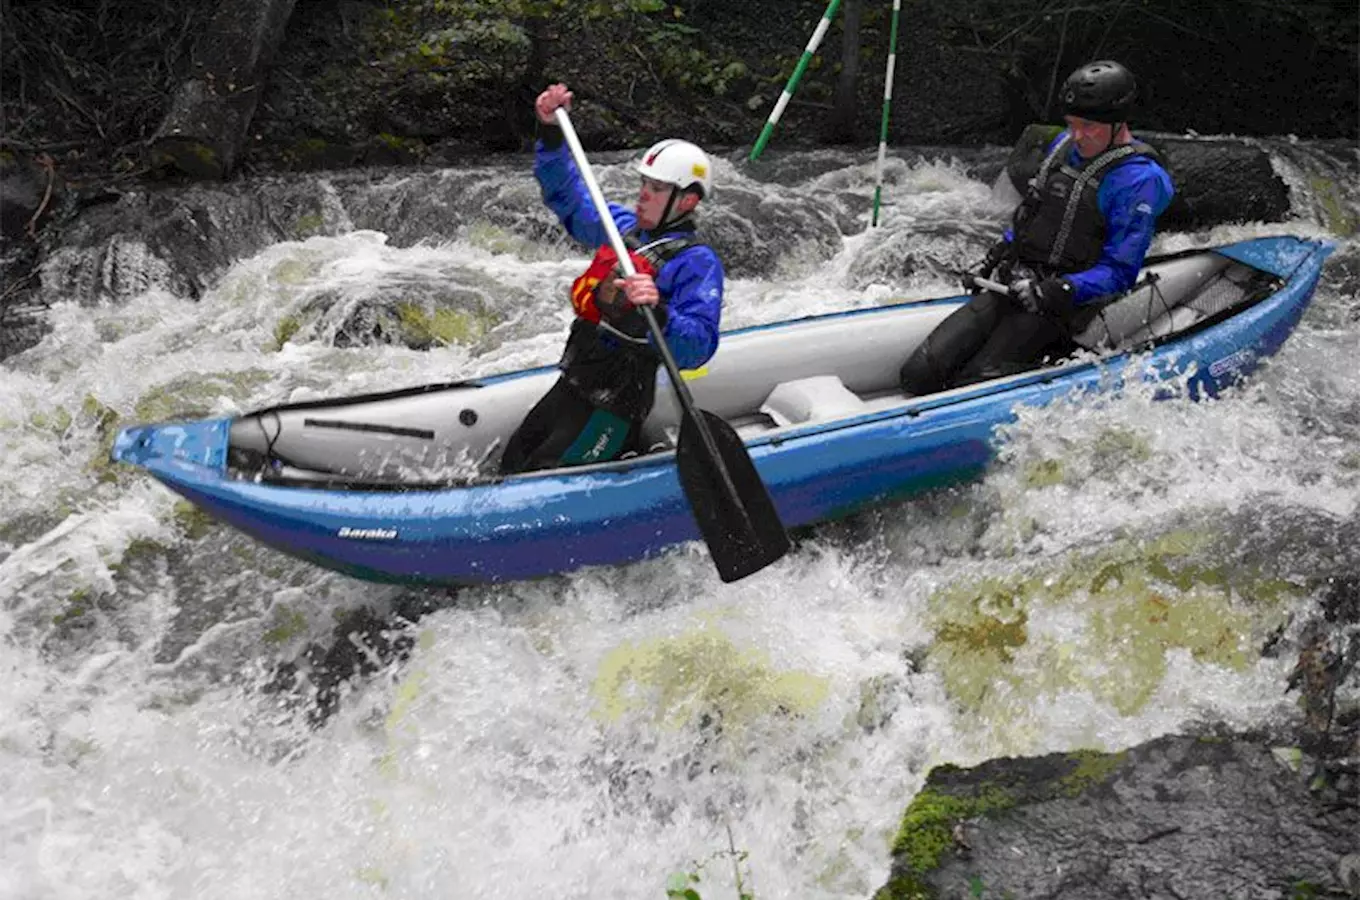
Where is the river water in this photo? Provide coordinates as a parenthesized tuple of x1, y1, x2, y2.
(1, 141, 1357, 899)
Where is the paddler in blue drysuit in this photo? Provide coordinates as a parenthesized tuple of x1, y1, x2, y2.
(500, 82, 724, 474)
(899, 60, 1176, 394)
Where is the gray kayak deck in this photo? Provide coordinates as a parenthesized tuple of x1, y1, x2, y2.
(228, 250, 1267, 484)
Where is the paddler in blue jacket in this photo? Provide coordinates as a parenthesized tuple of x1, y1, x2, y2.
(500, 82, 725, 474)
(900, 60, 1176, 394)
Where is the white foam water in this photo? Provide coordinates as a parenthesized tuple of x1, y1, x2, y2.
(1, 148, 1356, 899)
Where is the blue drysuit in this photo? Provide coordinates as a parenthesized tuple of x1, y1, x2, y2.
(1005, 133, 1175, 305)
(535, 138, 723, 369)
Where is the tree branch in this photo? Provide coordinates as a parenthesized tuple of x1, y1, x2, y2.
(1042, 6, 1071, 120)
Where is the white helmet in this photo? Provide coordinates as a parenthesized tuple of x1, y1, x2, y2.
(636, 139, 712, 198)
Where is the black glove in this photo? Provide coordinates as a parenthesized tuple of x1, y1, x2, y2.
(980, 239, 1011, 273)
(960, 240, 1012, 293)
(1012, 277, 1073, 316)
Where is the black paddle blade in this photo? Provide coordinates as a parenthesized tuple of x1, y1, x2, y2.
(676, 409, 791, 583)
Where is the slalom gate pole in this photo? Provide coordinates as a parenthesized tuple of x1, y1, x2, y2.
(748, 0, 845, 162)
(871, 0, 903, 226)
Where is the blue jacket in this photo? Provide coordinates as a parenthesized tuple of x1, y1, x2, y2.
(1006, 133, 1175, 305)
(535, 139, 723, 370)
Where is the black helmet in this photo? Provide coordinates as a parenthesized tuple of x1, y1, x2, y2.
(1060, 60, 1137, 123)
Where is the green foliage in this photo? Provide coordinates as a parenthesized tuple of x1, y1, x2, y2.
(647, 24, 750, 97)
(914, 0, 1359, 128)
(665, 823, 756, 899)
(367, 0, 746, 105)
(665, 872, 703, 900)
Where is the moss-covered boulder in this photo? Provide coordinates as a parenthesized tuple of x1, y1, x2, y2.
(875, 735, 1357, 900)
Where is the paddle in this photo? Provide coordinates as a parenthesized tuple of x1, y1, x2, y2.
(552, 108, 791, 583)
(970, 275, 1013, 295)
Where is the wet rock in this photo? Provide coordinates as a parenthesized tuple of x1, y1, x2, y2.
(1339, 853, 1360, 898)
(701, 182, 844, 277)
(848, 221, 1001, 290)
(1156, 138, 1293, 230)
(0, 152, 65, 358)
(0, 302, 51, 361)
(6, 132, 1349, 356)
(319, 289, 504, 352)
(263, 605, 417, 727)
(1289, 573, 1360, 758)
(875, 734, 1358, 900)
(38, 180, 342, 305)
(1, 150, 63, 241)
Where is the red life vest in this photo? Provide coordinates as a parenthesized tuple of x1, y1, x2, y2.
(569, 245, 659, 324)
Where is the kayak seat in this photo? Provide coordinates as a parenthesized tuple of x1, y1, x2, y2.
(637, 299, 958, 450)
(759, 375, 867, 427)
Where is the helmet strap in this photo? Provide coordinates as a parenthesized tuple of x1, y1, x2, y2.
(1100, 121, 1124, 154)
(655, 186, 694, 233)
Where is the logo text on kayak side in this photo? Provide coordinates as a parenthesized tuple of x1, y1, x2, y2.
(1208, 348, 1254, 378)
(338, 526, 398, 540)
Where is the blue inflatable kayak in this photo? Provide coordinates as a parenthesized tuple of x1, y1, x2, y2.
(111, 235, 1333, 585)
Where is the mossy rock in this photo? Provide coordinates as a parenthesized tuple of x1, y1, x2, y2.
(272, 315, 304, 349)
(51, 587, 95, 626)
(592, 625, 830, 736)
(925, 528, 1298, 723)
(880, 749, 1129, 899)
(151, 137, 223, 179)
(366, 133, 429, 165)
(132, 369, 273, 422)
(1309, 175, 1358, 236)
(263, 604, 310, 645)
(172, 501, 218, 540)
(329, 295, 503, 351)
(394, 302, 488, 348)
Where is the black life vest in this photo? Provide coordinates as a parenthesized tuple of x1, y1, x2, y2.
(1010, 133, 1161, 274)
(559, 225, 702, 420)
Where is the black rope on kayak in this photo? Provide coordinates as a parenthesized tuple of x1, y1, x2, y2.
(1074, 270, 1168, 350)
(1141, 271, 1169, 332)
(258, 411, 283, 470)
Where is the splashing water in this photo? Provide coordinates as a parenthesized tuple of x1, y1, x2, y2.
(1, 143, 1357, 900)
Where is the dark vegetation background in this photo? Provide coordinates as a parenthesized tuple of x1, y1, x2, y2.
(2, 0, 1356, 183)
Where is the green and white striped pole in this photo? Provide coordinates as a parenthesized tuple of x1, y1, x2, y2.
(871, 0, 903, 226)
(748, 0, 844, 162)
